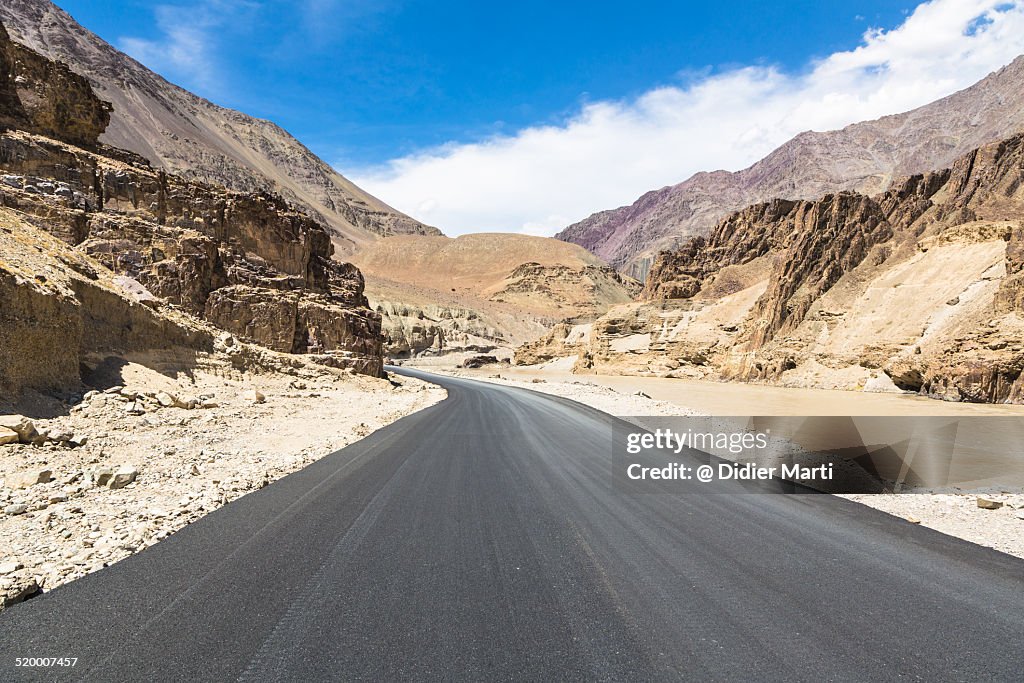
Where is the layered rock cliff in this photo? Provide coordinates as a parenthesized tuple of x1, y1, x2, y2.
(0, 0, 439, 254)
(540, 133, 1024, 404)
(0, 21, 109, 148)
(0, 207, 212, 395)
(0, 24, 384, 385)
(373, 299, 514, 358)
(558, 55, 1024, 279)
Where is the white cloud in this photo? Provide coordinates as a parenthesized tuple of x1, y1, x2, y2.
(118, 1, 256, 92)
(349, 0, 1024, 237)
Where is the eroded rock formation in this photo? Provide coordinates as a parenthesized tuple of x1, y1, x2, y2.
(545, 134, 1024, 404)
(0, 208, 212, 394)
(0, 22, 109, 148)
(0, 24, 384, 387)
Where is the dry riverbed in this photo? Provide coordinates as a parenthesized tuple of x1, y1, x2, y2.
(0, 344, 444, 610)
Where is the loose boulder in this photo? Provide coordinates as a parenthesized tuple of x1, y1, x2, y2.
(0, 427, 17, 446)
(108, 466, 139, 490)
(461, 355, 499, 369)
(977, 497, 1004, 510)
(6, 469, 51, 489)
(0, 415, 37, 443)
(242, 389, 266, 404)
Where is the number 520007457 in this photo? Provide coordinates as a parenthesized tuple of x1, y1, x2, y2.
(15, 657, 78, 667)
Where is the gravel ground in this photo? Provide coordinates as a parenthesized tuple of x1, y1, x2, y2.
(0, 345, 445, 610)
(839, 492, 1024, 559)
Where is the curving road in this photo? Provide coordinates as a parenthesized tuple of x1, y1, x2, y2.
(1, 368, 1022, 681)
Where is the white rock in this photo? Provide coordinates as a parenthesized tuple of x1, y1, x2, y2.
(0, 415, 37, 443)
(0, 428, 18, 446)
(112, 275, 161, 308)
(48, 430, 74, 444)
(242, 389, 266, 404)
(69, 550, 94, 565)
(85, 467, 114, 487)
(6, 469, 52, 489)
(4, 504, 28, 515)
(175, 395, 198, 410)
(0, 562, 22, 575)
(107, 466, 139, 490)
(155, 391, 177, 408)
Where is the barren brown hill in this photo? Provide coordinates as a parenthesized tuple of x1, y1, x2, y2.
(558, 55, 1024, 280)
(0, 0, 439, 255)
(352, 234, 638, 316)
(351, 234, 639, 358)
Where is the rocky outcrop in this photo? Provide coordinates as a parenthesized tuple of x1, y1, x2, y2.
(0, 28, 384, 378)
(0, 127, 385, 374)
(0, 130, 384, 375)
(0, 207, 212, 395)
(646, 193, 896, 349)
(0, 21, 109, 148)
(557, 133, 1024, 403)
(491, 262, 640, 319)
(513, 322, 592, 366)
(0, 5, 438, 250)
(373, 300, 508, 358)
(558, 56, 1024, 279)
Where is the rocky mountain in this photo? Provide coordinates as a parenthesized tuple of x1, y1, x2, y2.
(0, 0, 439, 256)
(351, 234, 640, 358)
(524, 132, 1024, 404)
(1, 22, 384, 396)
(558, 55, 1024, 280)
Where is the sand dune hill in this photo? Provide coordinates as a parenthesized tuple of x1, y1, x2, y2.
(352, 233, 638, 316)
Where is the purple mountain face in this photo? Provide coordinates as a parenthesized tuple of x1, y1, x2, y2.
(557, 55, 1024, 280)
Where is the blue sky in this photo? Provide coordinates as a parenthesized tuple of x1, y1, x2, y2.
(54, 1, 1024, 234)
(59, 0, 911, 165)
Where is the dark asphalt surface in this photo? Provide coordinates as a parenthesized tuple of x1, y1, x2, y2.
(1, 368, 1022, 682)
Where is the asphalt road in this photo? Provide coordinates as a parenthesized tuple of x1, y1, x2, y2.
(1, 368, 1022, 682)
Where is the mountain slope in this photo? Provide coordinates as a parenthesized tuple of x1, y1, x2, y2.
(0, 0, 439, 255)
(0, 21, 386, 379)
(534, 133, 1024, 404)
(558, 55, 1024, 279)
(350, 234, 640, 357)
